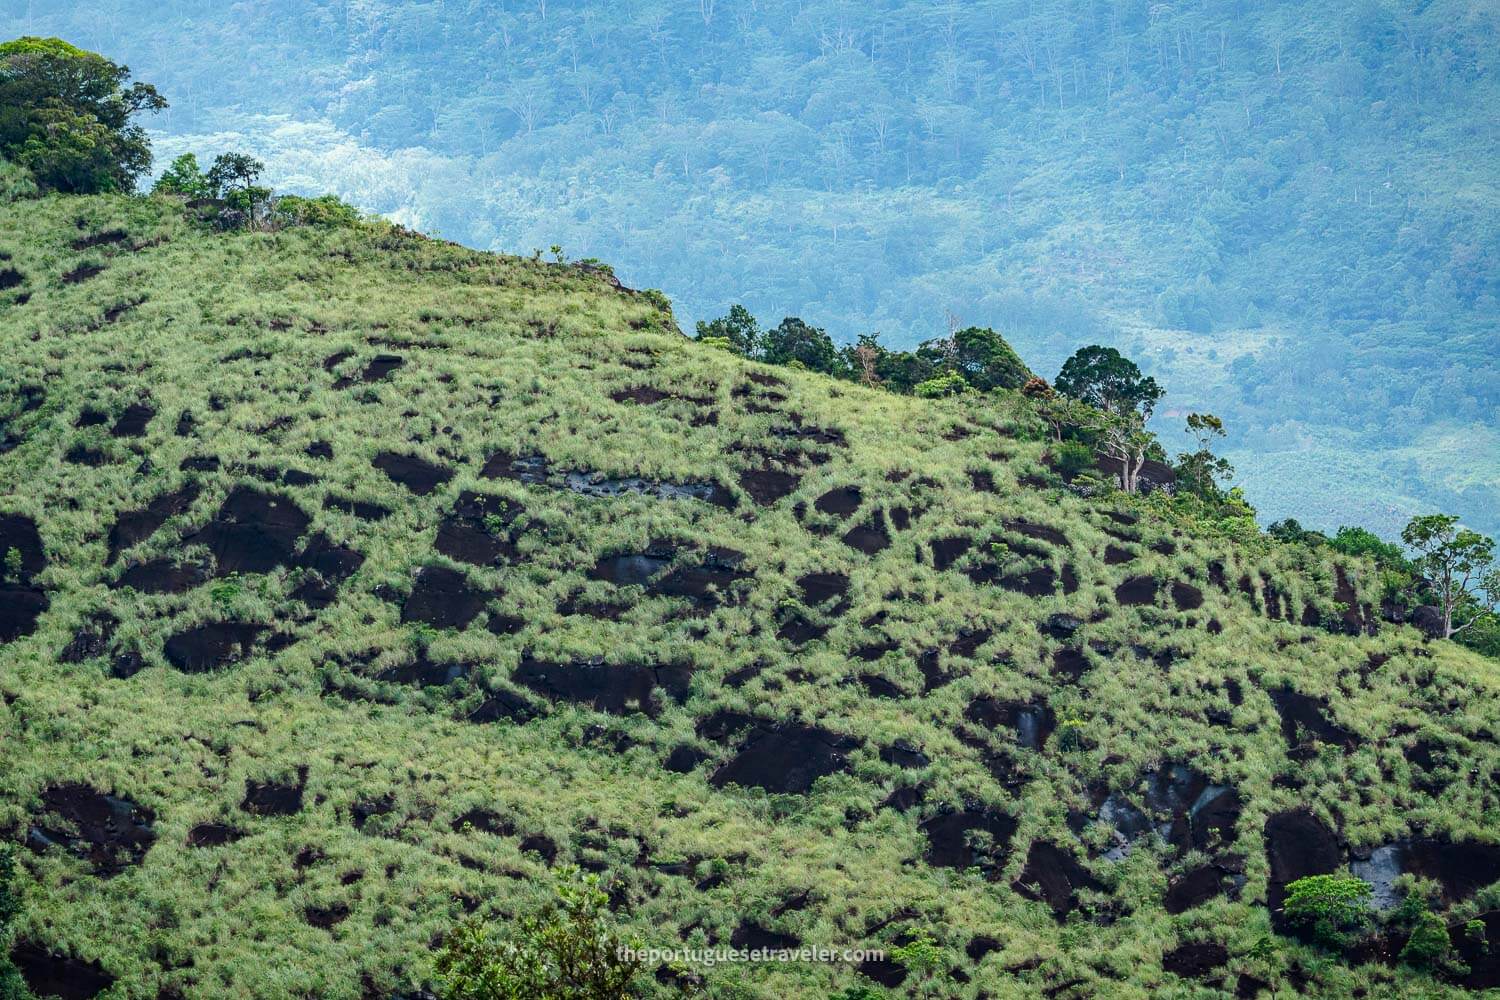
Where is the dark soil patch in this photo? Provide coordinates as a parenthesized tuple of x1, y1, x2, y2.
(512, 657, 693, 717)
(74, 407, 109, 427)
(436, 491, 524, 567)
(1012, 841, 1103, 918)
(241, 768, 308, 816)
(109, 402, 155, 438)
(10, 942, 115, 1000)
(1104, 545, 1134, 565)
(62, 262, 106, 284)
(64, 444, 109, 466)
(1165, 863, 1240, 914)
(0, 267, 24, 290)
(361, 355, 404, 382)
(1264, 808, 1342, 917)
(1270, 687, 1359, 755)
(466, 689, 537, 724)
(966, 697, 1056, 750)
(1457, 912, 1500, 988)
(377, 650, 470, 688)
(26, 783, 155, 875)
(709, 724, 859, 794)
(519, 833, 557, 863)
(112, 559, 209, 594)
(1115, 575, 1159, 606)
(920, 807, 1016, 878)
(880, 741, 930, 768)
(1171, 582, 1204, 611)
(930, 535, 972, 571)
(1332, 567, 1373, 635)
(306, 440, 333, 460)
(402, 565, 487, 630)
(651, 550, 751, 610)
(611, 385, 674, 404)
(841, 516, 890, 555)
(186, 822, 246, 848)
(948, 628, 993, 660)
(814, 486, 863, 516)
(184, 487, 311, 575)
(738, 467, 801, 506)
(452, 808, 515, 836)
(164, 622, 266, 672)
(969, 469, 998, 493)
(290, 533, 364, 608)
(1162, 942, 1228, 980)
(373, 451, 454, 495)
(323, 496, 392, 521)
(322, 350, 353, 372)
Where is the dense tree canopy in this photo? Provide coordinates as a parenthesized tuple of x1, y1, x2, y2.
(0, 36, 164, 192)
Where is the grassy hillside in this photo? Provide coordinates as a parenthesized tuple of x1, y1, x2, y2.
(1, 193, 1498, 999)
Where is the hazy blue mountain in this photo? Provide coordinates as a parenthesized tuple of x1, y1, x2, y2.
(8, 0, 1494, 536)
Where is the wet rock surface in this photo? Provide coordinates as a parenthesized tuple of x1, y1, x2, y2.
(1264, 808, 1341, 917)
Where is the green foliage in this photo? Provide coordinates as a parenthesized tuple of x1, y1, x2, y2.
(435, 867, 642, 1000)
(1400, 909, 1452, 968)
(1281, 875, 1372, 948)
(0, 845, 24, 1000)
(1055, 346, 1163, 419)
(271, 194, 362, 228)
(693, 304, 760, 356)
(0, 35, 164, 192)
(151, 152, 211, 199)
(934, 327, 1031, 392)
(890, 933, 948, 995)
(1174, 412, 1235, 500)
(761, 317, 840, 373)
(1401, 514, 1499, 639)
(205, 151, 264, 197)
(0, 156, 36, 202)
(1051, 440, 1096, 481)
(2, 547, 19, 582)
(912, 371, 968, 399)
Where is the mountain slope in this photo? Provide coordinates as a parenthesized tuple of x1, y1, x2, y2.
(1, 193, 1498, 999)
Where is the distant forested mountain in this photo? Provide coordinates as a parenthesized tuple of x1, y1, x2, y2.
(6, 0, 1495, 535)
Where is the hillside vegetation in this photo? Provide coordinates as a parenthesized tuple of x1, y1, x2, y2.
(1, 185, 1499, 999)
(7, 0, 1496, 537)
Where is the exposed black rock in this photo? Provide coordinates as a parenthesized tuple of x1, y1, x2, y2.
(966, 697, 1056, 750)
(709, 723, 859, 794)
(26, 783, 156, 875)
(1012, 841, 1103, 918)
(323, 495, 392, 521)
(184, 487, 311, 575)
(841, 516, 891, 555)
(109, 402, 155, 438)
(112, 559, 208, 594)
(401, 565, 487, 629)
(373, 451, 454, 495)
(0, 584, 47, 642)
(796, 571, 848, 608)
(1162, 941, 1228, 980)
(1269, 687, 1359, 755)
(814, 486, 862, 516)
(1115, 575, 1158, 606)
(242, 767, 308, 816)
(930, 535, 972, 571)
(186, 822, 246, 848)
(436, 491, 524, 567)
(1171, 581, 1204, 611)
(1004, 519, 1068, 547)
(512, 656, 693, 717)
(361, 354, 405, 382)
(1165, 862, 1242, 914)
(59, 611, 118, 663)
(164, 622, 266, 672)
(1264, 808, 1341, 917)
(9, 942, 115, 1000)
(664, 745, 710, 773)
(920, 806, 1016, 878)
(107, 483, 201, 563)
(738, 467, 800, 506)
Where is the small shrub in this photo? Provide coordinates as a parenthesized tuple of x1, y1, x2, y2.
(913, 371, 969, 398)
(1051, 440, 1096, 480)
(1400, 909, 1451, 968)
(1282, 874, 1372, 947)
(435, 866, 642, 1000)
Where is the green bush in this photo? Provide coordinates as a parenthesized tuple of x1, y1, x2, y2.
(1051, 440, 1096, 480)
(1282, 874, 1372, 947)
(435, 866, 643, 1000)
(1400, 909, 1452, 968)
(913, 371, 969, 398)
(0, 158, 36, 202)
(0, 845, 24, 1000)
(272, 194, 362, 228)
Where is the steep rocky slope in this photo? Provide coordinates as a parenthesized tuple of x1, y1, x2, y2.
(0, 194, 1497, 999)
